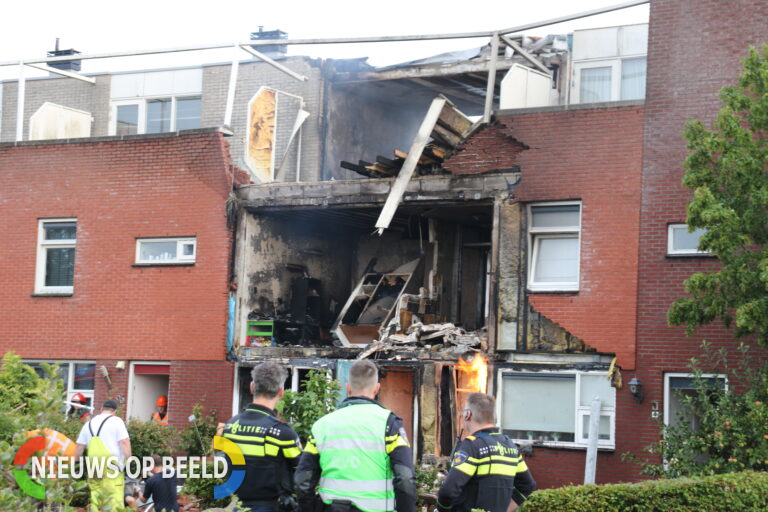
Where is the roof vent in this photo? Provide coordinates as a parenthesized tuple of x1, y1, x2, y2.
(47, 38, 82, 72)
(250, 27, 288, 58)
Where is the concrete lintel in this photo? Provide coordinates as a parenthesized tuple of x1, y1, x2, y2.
(237, 173, 518, 209)
(501, 351, 615, 365)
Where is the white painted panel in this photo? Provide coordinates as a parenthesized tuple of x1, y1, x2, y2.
(500, 64, 552, 109)
(29, 102, 91, 140)
(619, 24, 648, 56)
(143, 70, 176, 96)
(111, 73, 144, 99)
(572, 27, 619, 60)
(128, 372, 169, 422)
(171, 68, 203, 94)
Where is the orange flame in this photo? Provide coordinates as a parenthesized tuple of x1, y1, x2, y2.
(456, 353, 488, 394)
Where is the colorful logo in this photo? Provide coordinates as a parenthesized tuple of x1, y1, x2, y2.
(14, 435, 46, 499)
(213, 435, 245, 499)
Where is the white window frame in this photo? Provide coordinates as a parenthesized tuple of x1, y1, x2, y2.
(497, 369, 616, 449)
(573, 57, 646, 103)
(109, 96, 201, 135)
(35, 218, 77, 295)
(663, 372, 728, 427)
(23, 359, 96, 407)
(527, 201, 581, 292)
(135, 237, 196, 265)
(667, 223, 710, 255)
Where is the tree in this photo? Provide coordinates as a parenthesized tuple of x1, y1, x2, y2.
(668, 46, 768, 345)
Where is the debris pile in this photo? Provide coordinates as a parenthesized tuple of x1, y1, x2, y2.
(358, 321, 487, 360)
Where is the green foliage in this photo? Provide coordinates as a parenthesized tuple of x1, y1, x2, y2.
(631, 343, 768, 478)
(126, 418, 178, 460)
(180, 461, 230, 510)
(518, 471, 768, 512)
(669, 45, 768, 346)
(276, 370, 340, 443)
(179, 403, 219, 457)
(0, 351, 90, 511)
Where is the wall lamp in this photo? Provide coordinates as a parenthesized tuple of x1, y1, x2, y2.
(628, 377, 644, 403)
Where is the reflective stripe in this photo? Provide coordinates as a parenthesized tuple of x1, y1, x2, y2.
(283, 446, 302, 458)
(319, 491, 393, 512)
(385, 435, 408, 454)
(476, 463, 519, 476)
(265, 444, 279, 456)
(226, 433, 266, 443)
(316, 438, 386, 452)
(454, 462, 476, 476)
(237, 444, 265, 457)
(319, 478, 393, 493)
(304, 441, 319, 455)
(266, 435, 298, 446)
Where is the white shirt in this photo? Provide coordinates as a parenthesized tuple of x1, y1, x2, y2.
(77, 412, 130, 467)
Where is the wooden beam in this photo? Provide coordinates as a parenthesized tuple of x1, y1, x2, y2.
(376, 96, 448, 234)
(407, 78, 485, 106)
(339, 59, 517, 83)
(500, 35, 552, 75)
(432, 123, 463, 147)
(437, 102, 473, 137)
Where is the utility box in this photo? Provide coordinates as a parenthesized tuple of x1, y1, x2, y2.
(499, 64, 553, 110)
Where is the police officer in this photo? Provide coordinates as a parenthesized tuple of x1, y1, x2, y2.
(437, 393, 536, 512)
(223, 362, 302, 512)
(294, 360, 416, 512)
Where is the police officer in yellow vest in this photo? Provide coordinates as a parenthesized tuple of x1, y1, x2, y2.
(294, 360, 416, 512)
(222, 362, 302, 512)
(437, 393, 536, 512)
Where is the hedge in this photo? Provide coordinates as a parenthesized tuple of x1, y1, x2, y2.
(519, 471, 768, 512)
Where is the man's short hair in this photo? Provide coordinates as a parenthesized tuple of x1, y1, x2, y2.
(251, 362, 287, 398)
(151, 454, 163, 467)
(467, 393, 496, 424)
(102, 399, 118, 411)
(348, 360, 378, 394)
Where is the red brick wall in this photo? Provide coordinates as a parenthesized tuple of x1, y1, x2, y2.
(448, 105, 645, 369)
(631, 0, 768, 476)
(0, 131, 235, 362)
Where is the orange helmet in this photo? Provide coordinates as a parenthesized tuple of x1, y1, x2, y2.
(71, 393, 86, 404)
(156, 395, 168, 407)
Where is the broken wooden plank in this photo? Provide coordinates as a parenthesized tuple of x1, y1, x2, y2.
(375, 155, 399, 170)
(365, 163, 397, 176)
(394, 149, 409, 160)
(432, 123, 463, 147)
(341, 160, 379, 178)
(376, 96, 448, 234)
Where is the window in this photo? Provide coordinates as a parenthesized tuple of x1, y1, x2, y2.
(35, 218, 76, 295)
(499, 370, 616, 448)
(110, 96, 201, 135)
(528, 203, 581, 291)
(574, 58, 646, 103)
(667, 223, 709, 255)
(135, 237, 196, 264)
(25, 360, 95, 411)
(664, 373, 727, 430)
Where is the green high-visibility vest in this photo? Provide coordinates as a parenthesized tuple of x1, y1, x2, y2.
(313, 403, 394, 512)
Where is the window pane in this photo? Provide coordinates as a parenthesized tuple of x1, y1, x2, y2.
(147, 99, 172, 133)
(140, 241, 178, 261)
(621, 58, 646, 100)
(502, 375, 576, 439)
(73, 363, 95, 390)
(531, 205, 580, 229)
(44, 222, 76, 240)
(176, 97, 201, 130)
(581, 414, 611, 440)
(534, 236, 579, 283)
(579, 374, 616, 408)
(45, 247, 75, 286)
(580, 66, 612, 103)
(672, 226, 706, 251)
(182, 243, 195, 256)
(116, 105, 139, 135)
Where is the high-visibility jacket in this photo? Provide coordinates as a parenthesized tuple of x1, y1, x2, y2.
(26, 428, 77, 458)
(311, 402, 395, 512)
(151, 411, 169, 426)
(437, 428, 536, 512)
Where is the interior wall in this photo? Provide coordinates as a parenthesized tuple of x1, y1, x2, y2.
(129, 374, 169, 422)
(352, 229, 423, 280)
(244, 213, 357, 327)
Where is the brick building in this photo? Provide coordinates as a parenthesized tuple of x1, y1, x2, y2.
(0, 129, 238, 426)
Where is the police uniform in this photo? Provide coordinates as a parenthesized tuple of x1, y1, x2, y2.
(294, 396, 417, 512)
(437, 427, 535, 512)
(223, 403, 303, 510)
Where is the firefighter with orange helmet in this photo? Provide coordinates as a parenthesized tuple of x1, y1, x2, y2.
(151, 395, 169, 426)
(68, 392, 92, 422)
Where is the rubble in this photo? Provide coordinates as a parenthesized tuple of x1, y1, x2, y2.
(357, 321, 487, 360)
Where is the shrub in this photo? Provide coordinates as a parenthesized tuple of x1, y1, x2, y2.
(519, 471, 768, 512)
(179, 403, 219, 457)
(180, 460, 230, 510)
(276, 370, 340, 443)
(126, 417, 178, 460)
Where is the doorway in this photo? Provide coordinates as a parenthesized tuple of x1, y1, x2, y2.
(128, 362, 170, 422)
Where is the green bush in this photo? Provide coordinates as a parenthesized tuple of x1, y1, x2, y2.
(180, 460, 229, 510)
(276, 369, 340, 443)
(519, 471, 768, 512)
(179, 403, 219, 457)
(126, 417, 178, 460)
